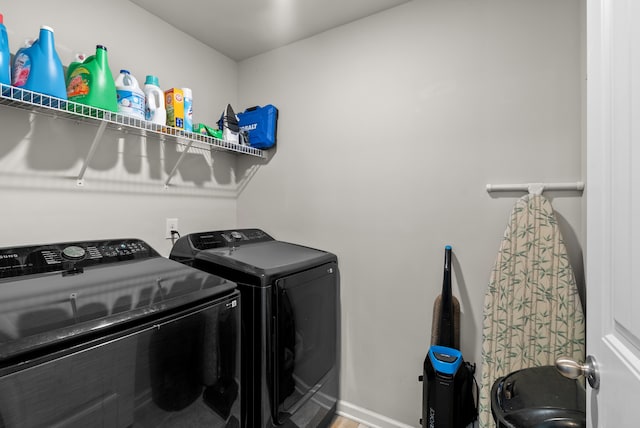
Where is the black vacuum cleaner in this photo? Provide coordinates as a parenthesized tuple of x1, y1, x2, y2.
(419, 246, 477, 428)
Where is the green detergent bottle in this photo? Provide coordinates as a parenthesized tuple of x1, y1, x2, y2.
(66, 45, 117, 114)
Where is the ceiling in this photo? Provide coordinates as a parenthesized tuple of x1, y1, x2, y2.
(130, 0, 411, 61)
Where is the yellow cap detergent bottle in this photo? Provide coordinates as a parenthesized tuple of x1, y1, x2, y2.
(66, 45, 117, 113)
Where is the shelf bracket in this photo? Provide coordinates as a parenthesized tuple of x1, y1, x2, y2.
(164, 138, 195, 188)
(77, 121, 108, 186)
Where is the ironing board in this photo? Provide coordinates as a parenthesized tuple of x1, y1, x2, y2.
(478, 194, 585, 427)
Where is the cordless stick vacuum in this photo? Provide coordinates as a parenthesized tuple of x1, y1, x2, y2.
(431, 245, 460, 349)
(419, 246, 477, 428)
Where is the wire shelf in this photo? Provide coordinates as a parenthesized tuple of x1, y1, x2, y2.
(0, 83, 265, 158)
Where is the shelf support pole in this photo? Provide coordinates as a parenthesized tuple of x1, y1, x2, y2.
(164, 138, 195, 188)
(77, 121, 108, 186)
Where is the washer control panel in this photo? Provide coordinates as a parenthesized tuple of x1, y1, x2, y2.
(0, 239, 159, 279)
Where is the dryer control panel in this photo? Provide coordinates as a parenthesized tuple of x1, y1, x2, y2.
(188, 228, 274, 250)
(0, 239, 159, 279)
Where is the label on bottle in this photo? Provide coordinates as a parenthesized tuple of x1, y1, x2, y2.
(117, 89, 145, 119)
(184, 96, 193, 131)
(67, 66, 91, 99)
(145, 106, 154, 121)
(12, 52, 31, 87)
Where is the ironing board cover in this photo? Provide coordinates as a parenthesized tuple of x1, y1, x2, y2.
(478, 194, 585, 427)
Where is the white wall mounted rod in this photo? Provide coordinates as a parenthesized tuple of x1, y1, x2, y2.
(486, 181, 585, 194)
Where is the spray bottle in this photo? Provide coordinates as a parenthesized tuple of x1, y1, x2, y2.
(182, 87, 192, 132)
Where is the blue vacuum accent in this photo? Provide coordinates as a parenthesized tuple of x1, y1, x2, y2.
(428, 345, 463, 376)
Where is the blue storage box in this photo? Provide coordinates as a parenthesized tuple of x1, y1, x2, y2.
(238, 105, 278, 149)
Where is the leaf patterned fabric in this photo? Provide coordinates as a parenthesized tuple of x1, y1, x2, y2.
(478, 194, 585, 427)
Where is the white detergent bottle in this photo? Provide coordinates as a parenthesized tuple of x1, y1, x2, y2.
(144, 75, 166, 125)
(115, 69, 145, 120)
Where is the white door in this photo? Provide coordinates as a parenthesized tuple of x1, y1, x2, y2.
(586, 0, 640, 426)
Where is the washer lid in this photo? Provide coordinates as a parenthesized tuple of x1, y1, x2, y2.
(0, 239, 236, 361)
(195, 240, 336, 279)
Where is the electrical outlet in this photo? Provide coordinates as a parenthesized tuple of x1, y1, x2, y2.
(165, 218, 179, 239)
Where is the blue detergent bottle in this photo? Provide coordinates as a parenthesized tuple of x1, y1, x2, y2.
(0, 13, 10, 87)
(12, 25, 67, 100)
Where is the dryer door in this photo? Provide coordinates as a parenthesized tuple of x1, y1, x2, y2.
(273, 262, 338, 423)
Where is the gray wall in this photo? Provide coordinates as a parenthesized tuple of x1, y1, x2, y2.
(0, 0, 243, 255)
(236, 0, 583, 426)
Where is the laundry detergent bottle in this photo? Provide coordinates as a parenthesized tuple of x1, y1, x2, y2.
(0, 14, 10, 87)
(144, 75, 166, 125)
(11, 25, 67, 100)
(115, 69, 145, 120)
(66, 45, 118, 112)
(182, 87, 192, 132)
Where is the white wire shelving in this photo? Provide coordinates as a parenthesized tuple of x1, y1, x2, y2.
(0, 83, 265, 187)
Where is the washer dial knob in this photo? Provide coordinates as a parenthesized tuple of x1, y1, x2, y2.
(62, 245, 86, 261)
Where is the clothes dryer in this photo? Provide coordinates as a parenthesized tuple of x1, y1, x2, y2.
(170, 229, 339, 428)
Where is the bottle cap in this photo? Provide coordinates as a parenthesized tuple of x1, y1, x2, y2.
(41, 25, 54, 33)
(96, 44, 107, 51)
(120, 69, 130, 74)
(182, 88, 192, 98)
(0, 14, 4, 25)
(145, 75, 159, 86)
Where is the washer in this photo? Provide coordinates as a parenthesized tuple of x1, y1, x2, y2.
(170, 229, 340, 428)
(0, 238, 241, 427)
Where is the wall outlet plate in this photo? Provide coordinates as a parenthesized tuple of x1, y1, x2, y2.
(165, 218, 178, 239)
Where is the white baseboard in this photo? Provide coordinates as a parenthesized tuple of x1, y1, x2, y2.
(336, 401, 417, 428)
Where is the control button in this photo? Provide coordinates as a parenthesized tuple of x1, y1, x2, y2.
(42, 250, 63, 264)
(101, 246, 118, 257)
(86, 247, 103, 259)
(62, 246, 86, 261)
(434, 352, 458, 363)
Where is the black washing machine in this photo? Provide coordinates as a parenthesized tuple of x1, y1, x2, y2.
(170, 229, 340, 428)
(0, 238, 241, 427)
